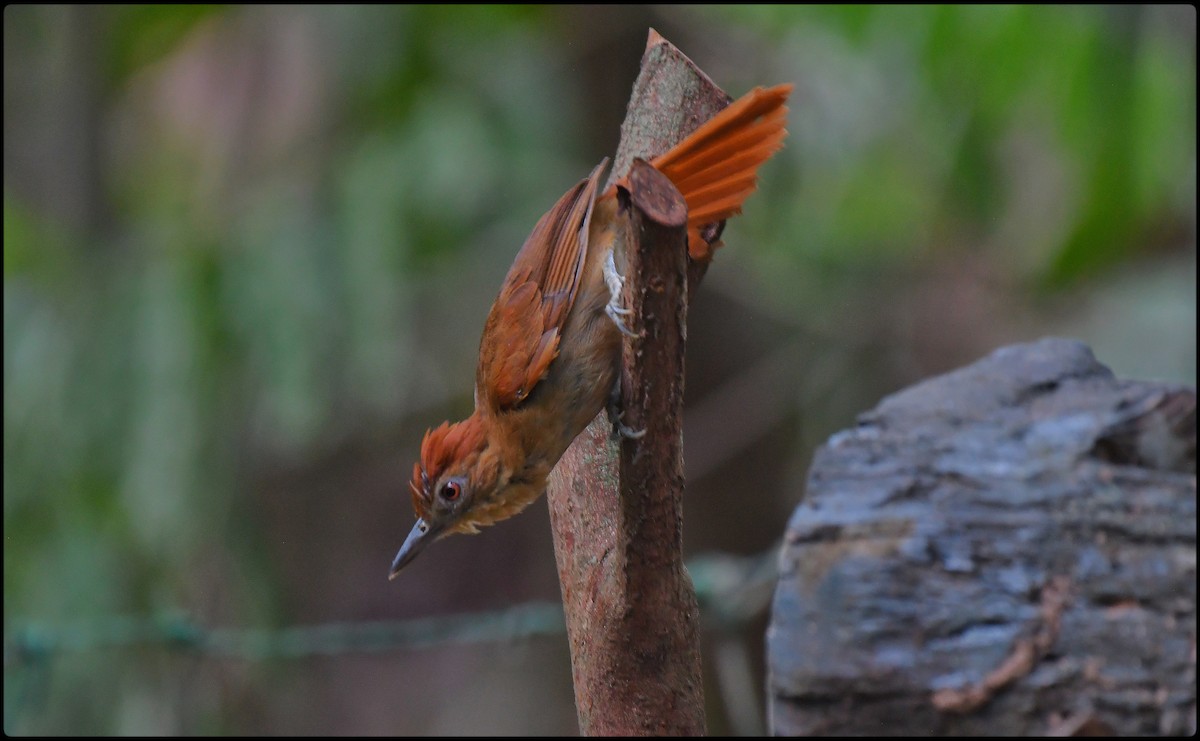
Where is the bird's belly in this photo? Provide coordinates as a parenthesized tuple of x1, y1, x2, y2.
(560, 318, 620, 434)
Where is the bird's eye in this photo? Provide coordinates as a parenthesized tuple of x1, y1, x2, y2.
(440, 480, 461, 502)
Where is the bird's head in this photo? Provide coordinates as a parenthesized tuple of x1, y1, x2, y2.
(389, 412, 551, 578)
(388, 414, 498, 578)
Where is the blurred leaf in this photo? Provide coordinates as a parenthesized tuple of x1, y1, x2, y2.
(107, 5, 228, 85)
(2, 196, 72, 286)
(3, 5, 1193, 734)
(1046, 9, 1139, 285)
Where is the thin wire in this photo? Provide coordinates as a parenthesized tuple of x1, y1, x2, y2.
(3, 548, 780, 731)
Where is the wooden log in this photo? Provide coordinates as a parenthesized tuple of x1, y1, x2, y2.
(768, 338, 1197, 736)
(546, 31, 729, 735)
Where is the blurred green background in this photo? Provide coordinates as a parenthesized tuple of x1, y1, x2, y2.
(4, 4, 1195, 735)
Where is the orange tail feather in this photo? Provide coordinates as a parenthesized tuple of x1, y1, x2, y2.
(650, 83, 792, 259)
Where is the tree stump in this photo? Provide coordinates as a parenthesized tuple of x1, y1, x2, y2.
(768, 337, 1196, 735)
(546, 31, 727, 735)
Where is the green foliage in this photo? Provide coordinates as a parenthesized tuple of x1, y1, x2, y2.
(107, 5, 228, 86)
(709, 5, 1195, 285)
(3, 4, 1193, 734)
(5, 8, 583, 730)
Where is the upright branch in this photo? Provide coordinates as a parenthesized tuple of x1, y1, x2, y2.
(545, 31, 731, 736)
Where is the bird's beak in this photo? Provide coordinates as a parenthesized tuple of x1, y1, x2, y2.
(389, 518, 440, 579)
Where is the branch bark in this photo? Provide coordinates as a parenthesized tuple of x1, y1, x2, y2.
(545, 30, 730, 736)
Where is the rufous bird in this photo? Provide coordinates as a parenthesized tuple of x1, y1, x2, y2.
(390, 84, 792, 577)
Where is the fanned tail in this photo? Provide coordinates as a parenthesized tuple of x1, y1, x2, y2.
(650, 83, 792, 260)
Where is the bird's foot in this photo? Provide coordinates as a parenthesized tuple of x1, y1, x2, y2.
(604, 249, 641, 339)
(606, 381, 646, 440)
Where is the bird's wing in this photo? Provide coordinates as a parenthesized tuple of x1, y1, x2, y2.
(476, 159, 607, 412)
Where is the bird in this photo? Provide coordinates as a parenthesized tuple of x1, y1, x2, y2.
(390, 83, 792, 577)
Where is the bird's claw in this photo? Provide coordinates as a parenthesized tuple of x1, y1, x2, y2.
(615, 419, 647, 440)
(606, 385, 646, 440)
(606, 304, 640, 338)
(603, 249, 641, 338)
(607, 405, 647, 440)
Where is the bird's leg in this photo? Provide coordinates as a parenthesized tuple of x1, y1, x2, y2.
(606, 377, 646, 440)
(604, 248, 641, 339)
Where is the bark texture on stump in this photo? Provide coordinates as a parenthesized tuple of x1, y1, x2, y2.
(768, 337, 1196, 736)
(546, 31, 730, 736)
